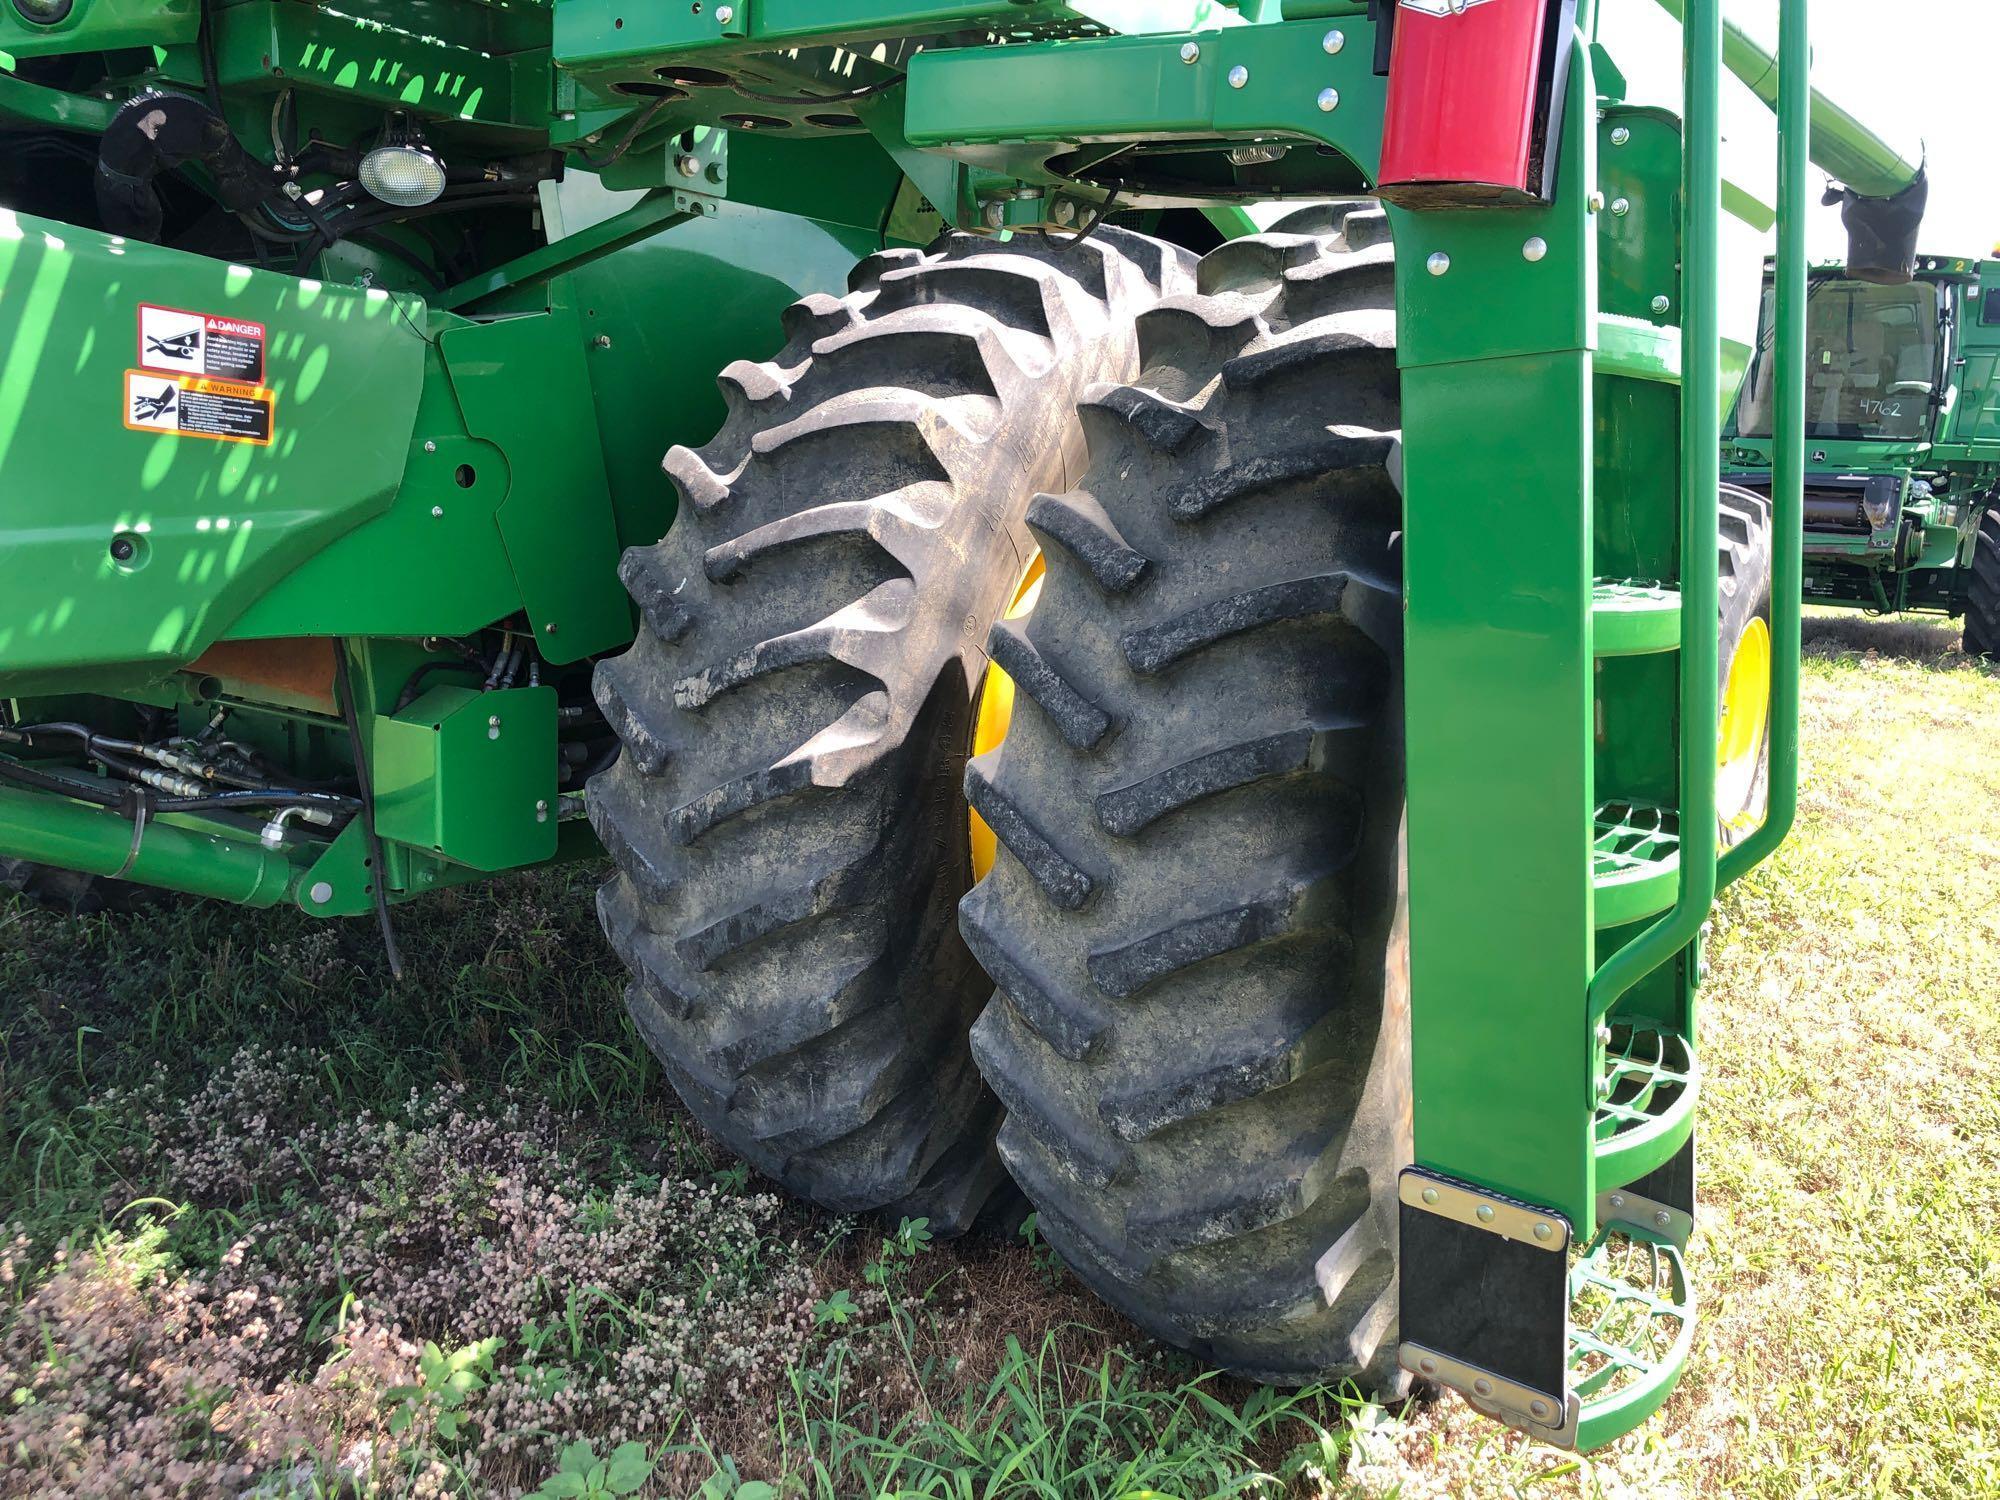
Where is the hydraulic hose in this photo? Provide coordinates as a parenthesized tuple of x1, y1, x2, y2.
(97, 90, 288, 241)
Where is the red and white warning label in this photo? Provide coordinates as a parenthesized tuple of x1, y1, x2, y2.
(138, 303, 267, 384)
(124, 371, 276, 446)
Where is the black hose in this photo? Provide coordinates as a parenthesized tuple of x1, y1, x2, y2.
(393, 658, 486, 713)
(333, 645, 405, 981)
(97, 91, 286, 241)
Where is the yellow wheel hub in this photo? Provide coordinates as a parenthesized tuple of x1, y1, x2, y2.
(1716, 615, 1771, 833)
(969, 553, 1045, 882)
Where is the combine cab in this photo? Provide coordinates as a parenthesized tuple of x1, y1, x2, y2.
(1728, 255, 2000, 655)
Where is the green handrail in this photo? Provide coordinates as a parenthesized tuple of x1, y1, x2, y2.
(1589, 0, 1723, 1026)
(1717, 0, 1806, 888)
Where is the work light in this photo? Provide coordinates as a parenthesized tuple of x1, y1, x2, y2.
(11, 0, 76, 21)
(359, 114, 447, 208)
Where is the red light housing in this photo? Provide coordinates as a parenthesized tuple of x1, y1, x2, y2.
(1377, 0, 1579, 210)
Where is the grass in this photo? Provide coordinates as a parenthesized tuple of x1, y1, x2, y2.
(1, 607, 1996, 1498)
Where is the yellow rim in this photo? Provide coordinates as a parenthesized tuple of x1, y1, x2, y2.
(969, 553, 1045, 883)
(1717, 615, 1771, 832)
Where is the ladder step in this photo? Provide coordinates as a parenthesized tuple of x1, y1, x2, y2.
(1593, 579, 1681, 657)
(1595, 1022, 1698, 1189)
(1593, 799, 1679, 927)
(1593, 314, 1682, 385)
(1567, 1223, 1697, 1451)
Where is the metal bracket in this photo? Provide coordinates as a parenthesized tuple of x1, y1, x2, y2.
(1598, 1188, 1692, 1251)
(1399, 1341, 1582, 1448)
(1398, 1170, 1571, 1251)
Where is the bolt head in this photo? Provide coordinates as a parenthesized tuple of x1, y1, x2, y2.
(1180, 40, 1200, 63)
(594, 334, 613, 349)
(715, 4, 734, 22)
(1612, 196, 1631, 216)
(424, 440, 438, 453)
(1533, 1222, 1553, 1241)
(489, 715, 502, 728)
(1522, 235, 1548, 262)
(1228, 65, 1249, 89)
(1611, 126, 1631, 145)
(1052, 199, 1077, 227)
(1323, 29, 1345, 53)
(1597, 1024, 1614, 1045)
(1651, 293, 1672, 315)
(1654, 1209, 1674, 1229)
(1476, 1204, 1495, 1223)
(1610, 1193, 1627, 1209)
(676, 153, 702, 178)
(1422, 1187, 1439, 1205)
(1426, 251, 1450, 276)
(309, 882, 334, 905)
(983, 200, 1006, 229)
(431, 505, 444, 519)
(1318, 88, 1339, 112)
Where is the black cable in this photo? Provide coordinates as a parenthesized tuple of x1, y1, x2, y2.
(575, 92, 679, 170)
(333, 644, 405, 981)
(197, 0, 224, 116)
(393, 658, 485, 713)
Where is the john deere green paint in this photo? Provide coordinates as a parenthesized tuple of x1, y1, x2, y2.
(0, 0, 1915, 1452)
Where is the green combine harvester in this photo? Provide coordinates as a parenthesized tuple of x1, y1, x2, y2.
(1727, 252, 2000, 655)
(0, 0, 1924, 1452)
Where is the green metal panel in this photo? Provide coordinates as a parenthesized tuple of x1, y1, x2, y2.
(208, 1, 550, 137)
(1393, 34, 1598, 1226)
(440, 292, 628, 664)
(0, 0, 197, 57)
(371, 683, 559, 871)
(0, 209, 424, 694)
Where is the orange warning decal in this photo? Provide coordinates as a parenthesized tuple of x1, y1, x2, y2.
(123, 370, 276, 447)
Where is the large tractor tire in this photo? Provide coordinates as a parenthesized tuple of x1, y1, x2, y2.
(1717, 483, 1775, 846)
(958, 206, 1412, 1385)
(588, 230, 1192, 1235)
(1964, 505, 2000, 661)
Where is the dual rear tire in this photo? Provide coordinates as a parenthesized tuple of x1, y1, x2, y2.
(589, 214, 1779, 1386)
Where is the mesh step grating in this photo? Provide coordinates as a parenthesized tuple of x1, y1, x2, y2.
(1595, 1023, 1698, 1186)
(1593, 800, 1680, 927)
(1568, 1223, 1697, 1450)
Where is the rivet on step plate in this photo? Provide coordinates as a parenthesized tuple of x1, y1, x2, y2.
(1318, 88, 1339, 112)
(1323, 29, 1345, 53)
(1422, 1187, 1439, 1205)
(1473, 1378, 1493, 1397)
(1476, 1204, 1495, 1223)
(1180, 41, 1200, 63)
(1534, 1222, 1553, 1242)
(1228, 65, 1250, 89)
(1427, 252, 1450, 276)
(1420, 1358, 1437, 1375)
(1532, 1399, 1552, 1419)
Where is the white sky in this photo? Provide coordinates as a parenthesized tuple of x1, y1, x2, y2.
(1611, 0, 1999, 260)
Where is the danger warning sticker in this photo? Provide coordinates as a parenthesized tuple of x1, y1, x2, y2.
(125, 371, 275, 446)
(138, 303, 267, 384)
